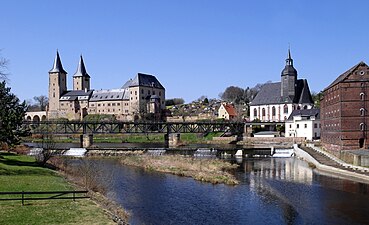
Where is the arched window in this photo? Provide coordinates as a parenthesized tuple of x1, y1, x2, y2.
(360, 93, 365, 101)
(283, 104, 288, 114)
(262, 108, 266, 117)
(303, 105, 308, 109)
(272, 106, 276, 116)
(297, 105, 301, 110)
(253, 108, 257, 117)
(360, 123, 365, 131)
(360, 108, 365, 116)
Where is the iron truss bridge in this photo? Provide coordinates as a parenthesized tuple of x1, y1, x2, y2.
(21, 121, 249, 135)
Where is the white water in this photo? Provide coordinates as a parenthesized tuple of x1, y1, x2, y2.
(194, 148, 217, 158)
(64, 148, 87, 157)
(272, 148, 294, 158)
(28, 148, 43, 156)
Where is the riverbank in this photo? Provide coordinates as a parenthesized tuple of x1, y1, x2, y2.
(0, 151, 121, 225)
(120, 154, 239, 185)
(294, 145, 369, 184)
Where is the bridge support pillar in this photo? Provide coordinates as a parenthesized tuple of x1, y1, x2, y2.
(244, 124, 252, 137)
(164, 133, 181, 148)
(80, 134, 93, 148)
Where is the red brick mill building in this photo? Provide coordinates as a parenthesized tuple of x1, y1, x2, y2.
(321, 61, 369, 154)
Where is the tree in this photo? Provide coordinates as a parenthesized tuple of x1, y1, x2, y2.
(0, 81, 28, 147)
(33, 95, 48, 111)
(0, 51, 8, 81)
(220, 86, 244, 104)
(165, 98, 185, 106)
(311, 91, 323, 108)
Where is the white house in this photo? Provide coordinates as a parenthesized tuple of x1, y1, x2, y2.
(218, 103, 237, 120)
(285, 109, 320, 140)
(250, 49, 314, 122)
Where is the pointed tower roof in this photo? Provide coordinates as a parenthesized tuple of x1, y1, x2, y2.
(73, 55, 90, 78)
(281, 48, 297, 76)
(49, 51, 67, 74)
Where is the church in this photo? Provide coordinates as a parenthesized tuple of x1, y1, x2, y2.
(47, 51, 166, 121)
(250, 50, 314, 122)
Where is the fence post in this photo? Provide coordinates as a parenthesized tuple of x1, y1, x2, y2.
(22, 191, 24, 206)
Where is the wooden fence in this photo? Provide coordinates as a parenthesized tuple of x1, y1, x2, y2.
(0, 190, 89, 205)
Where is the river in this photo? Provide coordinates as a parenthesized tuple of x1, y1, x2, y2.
(90, 157, 369, 225)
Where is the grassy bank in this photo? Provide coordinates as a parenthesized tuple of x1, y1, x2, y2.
(0, 152, 117, 225)
(22, 132, 224, 144)
(120, 155, 239, 185)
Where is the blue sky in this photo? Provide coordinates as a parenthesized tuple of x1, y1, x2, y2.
(1, 0, 369, 103)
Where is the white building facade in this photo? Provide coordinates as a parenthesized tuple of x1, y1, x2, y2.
(285, 109, 320, 140)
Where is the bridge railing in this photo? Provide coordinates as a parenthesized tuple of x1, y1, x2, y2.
(21, 120, 283, 135)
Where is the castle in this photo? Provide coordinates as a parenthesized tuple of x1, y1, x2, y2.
(47, 51, 165, 121)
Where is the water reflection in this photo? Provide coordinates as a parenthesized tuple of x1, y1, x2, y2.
(242, 158, 313, 184)
(86, 157, 369, 225)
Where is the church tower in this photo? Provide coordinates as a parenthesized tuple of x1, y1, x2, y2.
(281, 49, 297, 102)
(73, 55, 90, 91)
(48, 51, 67, 116)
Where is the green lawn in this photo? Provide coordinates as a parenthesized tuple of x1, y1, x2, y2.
(0, 152, 114, 225)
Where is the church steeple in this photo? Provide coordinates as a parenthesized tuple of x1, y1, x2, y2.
(49, 50, 67, 74)
(281, 48, 297, 101)
(286, 48, 293, 66)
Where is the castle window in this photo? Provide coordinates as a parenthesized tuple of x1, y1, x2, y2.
(159, 92, 161, 96)
(111, 95, 114, 98)
(297, 124, 299, 129)
(117, 103, 121, 106)
(153, 91, 156, 95)
(112, 103, 116, 106)
(135, 91, 137, 95)
(253, 108, 257, 117)
(283, 104, 288, 114)
(148, 90, 151, 95)
(107, 103, 111, 106)
(304, 124, 307, 128)
(98, 104, 101, 107)
(53, 92, 55, 97)
(262, 108, 266, 117)
(272, 106, 276, 116)
(141, 89, 144, 94)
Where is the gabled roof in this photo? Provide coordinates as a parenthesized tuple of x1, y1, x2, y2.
(73, 55, 90, 78)
(222, 104, 237, 116)
(60, 90, 93, 101)
(49, 51, 67, 74)
(250, 79, 313, 106)
(250, 82, 282, 105)
(122, 73, 164, 89)
(89, 89, 129, 102)
(325, 61, 367, 90)
(286, 108, 320, 121)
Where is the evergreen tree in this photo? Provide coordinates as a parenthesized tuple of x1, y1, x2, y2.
(0, 81, 28, 146)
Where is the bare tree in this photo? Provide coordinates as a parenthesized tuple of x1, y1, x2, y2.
(0, 51, 9, 81)
(35, 134, 56, 166)
(33, 95, 48, 111)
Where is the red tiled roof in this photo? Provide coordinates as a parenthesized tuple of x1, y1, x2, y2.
(224, 104, 237, 116)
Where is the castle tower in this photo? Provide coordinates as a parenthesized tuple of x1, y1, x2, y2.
(48, 51, 67, 116)
(281, 48, 297, 101)
(73, 55, 90, 91)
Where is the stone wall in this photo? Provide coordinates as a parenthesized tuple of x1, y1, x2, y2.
(240, 137, 305, 145)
